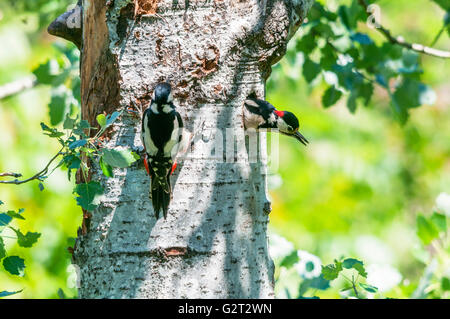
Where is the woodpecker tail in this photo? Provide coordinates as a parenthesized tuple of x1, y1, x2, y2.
(149, 159, 173, 219)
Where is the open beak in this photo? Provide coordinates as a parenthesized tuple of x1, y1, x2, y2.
(293, 131, 309, 146)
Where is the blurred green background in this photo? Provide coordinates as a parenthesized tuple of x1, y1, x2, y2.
(0, 0, 449, 298)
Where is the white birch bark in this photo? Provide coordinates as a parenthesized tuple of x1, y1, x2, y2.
(54, 0, 313, 298)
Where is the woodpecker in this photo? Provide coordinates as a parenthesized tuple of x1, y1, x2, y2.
(243, 96, 309, 146)
(141, 82, 184, 219)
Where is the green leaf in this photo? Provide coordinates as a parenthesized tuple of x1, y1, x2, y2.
(63, 115, 76, 130)
(322, 86, 342, 108)
(99, 157, 114, 178)
(72, 77, 81, 101)
(342, 258, 367, 278)
(280, 251, 299, 268)
(322, 260, 343, 280)
(69, 139, 87, 150)
(102, 149, 139, 168)
(320, 44, 338, 70)
(359, 282, 378, 293)
(3, 256, 25, 276)
(62, 155, 81, 181)
(40, 122, 65, 138)
(73, 182, 104, 211)
(431, 212, 447, 233)
(12, 229, 41, 248)
(309, 274, 330, 290)
(347, 93, 357, 113)
(417, 215, 440, 245)
(0, 237, 6, 259)
(351, 33, 373, 45)
(432, 0, 450, 11)
(6, 209, 25, 220)
(96, 114, 107, 128)
(0, 213, 12, 228)
(106, 111, 122, 127)
(296, 33, 317, 55)
(40, 122, 52, 132)
(49, 87, 71, 126)
(32, 59, 60, 85)
(442, 277, 450, 291)
(303, 58, 321, 83)
(392, 79, 431, 111)
(0, 290, 23, 298)
(57, 288, 66, 299)
(357, 82, 374, 106)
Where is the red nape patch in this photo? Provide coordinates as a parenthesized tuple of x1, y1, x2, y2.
(171, 162, 177, 175)
(275, 110, 285, 117)
(143, 156, 150, 175)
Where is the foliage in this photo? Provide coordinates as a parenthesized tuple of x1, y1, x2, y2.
(0, 203, 40, 297)
(271, 196, 450, 298)
(289, 0, 447, 124)
(0, 0, 449, 298)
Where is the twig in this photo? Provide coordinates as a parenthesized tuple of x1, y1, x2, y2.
(0, 147, 64, 185)
(352, 279, 360, 298)
(430, 25, 446, 47)
(0, 76, 37, 100)
(0, 172, 22, 178)
(358, 0, 450, 59)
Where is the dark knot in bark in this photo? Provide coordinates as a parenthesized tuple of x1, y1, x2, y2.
(47, 0, 82, 49)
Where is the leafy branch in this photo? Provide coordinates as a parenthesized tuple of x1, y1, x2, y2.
(358, 0, 450, 59)
(0, 147, 64, 186)
(1, 204, 41, 298)
(322, 258, 378, 299)
(288, 0, 440, 124)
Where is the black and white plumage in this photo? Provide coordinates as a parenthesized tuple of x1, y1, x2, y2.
(141, 82, 184, 219)
(243, 96, 309, 146)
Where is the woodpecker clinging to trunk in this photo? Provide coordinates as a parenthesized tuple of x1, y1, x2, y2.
(243, 95, 309, 146)
(141, 83, 184, 219)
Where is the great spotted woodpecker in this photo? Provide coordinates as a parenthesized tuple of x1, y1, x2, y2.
(141, 83, 184, 219)
(243, 96, 309, 146)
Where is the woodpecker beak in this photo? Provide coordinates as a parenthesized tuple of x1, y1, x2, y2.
(293, 131, 309, 146)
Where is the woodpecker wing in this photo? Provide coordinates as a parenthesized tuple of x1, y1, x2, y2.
(244, 97, 277, 129)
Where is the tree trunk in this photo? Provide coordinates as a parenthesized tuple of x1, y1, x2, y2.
(52, 0, 312, 299)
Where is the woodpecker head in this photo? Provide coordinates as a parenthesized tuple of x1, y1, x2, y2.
(152, 82, 173, 105)
(274, 110, 309, 146)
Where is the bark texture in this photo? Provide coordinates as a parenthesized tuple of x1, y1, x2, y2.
(72, 0, 312, 298)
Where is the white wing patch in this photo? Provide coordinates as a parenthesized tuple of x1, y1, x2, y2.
(164, 116, 182, 159)
(245, 99, 260, 109)
(244, 105, 265, 129)
(150, 103, 159, 114)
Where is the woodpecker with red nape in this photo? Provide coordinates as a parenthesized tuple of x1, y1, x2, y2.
(141, 82, 184, 219)
(243, 95, 309, 146)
